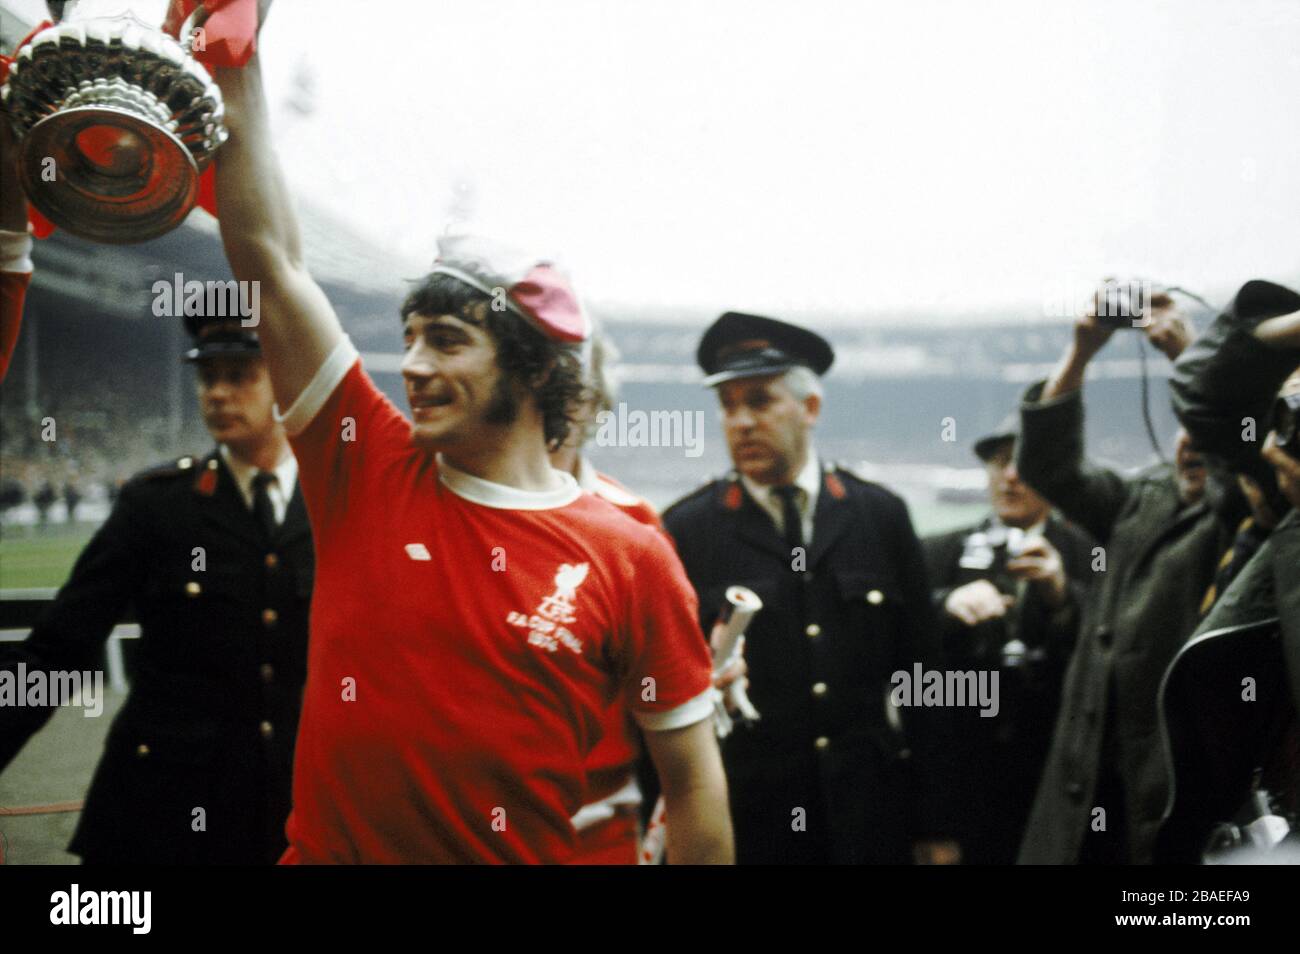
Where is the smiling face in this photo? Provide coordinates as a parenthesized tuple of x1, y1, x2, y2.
(400, 309, 523, 452)
(717, 373, 819, 486)
(195, 355, 278, 451)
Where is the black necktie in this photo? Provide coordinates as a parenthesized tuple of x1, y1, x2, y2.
(773, 485, 804, 553)
(251, 470, 279, 541)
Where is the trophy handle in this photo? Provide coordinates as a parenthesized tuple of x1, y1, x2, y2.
(178, 4, 208, 56)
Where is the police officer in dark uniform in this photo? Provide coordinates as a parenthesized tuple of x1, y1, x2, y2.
(922, 416, 1094, 864)
(0, 314, 312, 864)
(662, 312, 953, 865)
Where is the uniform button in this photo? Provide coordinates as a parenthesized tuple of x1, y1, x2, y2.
(812, 682, 828, 698)
(136, 743, 150, 758)
(814, 736, 830, 751)
(866, 589, 885, 605)
(260, 663, 275, 683)
(262, 608, 278, 627)
(260, 720, 274, 739)
(264, 553, 279, 570)
(177, 457, 193, 470)
(185, 581, 201, 597)
(1066, 781, 1084, 798)
(805, 623, 822, 638)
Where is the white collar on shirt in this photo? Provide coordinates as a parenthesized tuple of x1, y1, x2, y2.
(438, 453, 581, 510)
(983, 514, 1048, 546)
(219, 444, 298, 522)
(740, 451, 821, 541)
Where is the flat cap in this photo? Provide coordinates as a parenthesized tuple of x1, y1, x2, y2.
(973, 412, 1020, 461)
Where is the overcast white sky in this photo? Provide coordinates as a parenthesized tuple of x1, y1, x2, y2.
(12, 0, 1300, 321)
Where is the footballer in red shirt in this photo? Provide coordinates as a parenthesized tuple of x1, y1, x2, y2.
(213, 49, 733, 864)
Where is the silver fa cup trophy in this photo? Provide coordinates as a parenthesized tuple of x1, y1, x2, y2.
(1, 0, 228, 243)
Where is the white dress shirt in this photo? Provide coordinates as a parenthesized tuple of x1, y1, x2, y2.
(739, 451, 821, 546)
(219, 445, 298, 526)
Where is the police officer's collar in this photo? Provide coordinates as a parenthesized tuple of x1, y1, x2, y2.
(218, 444, 298, 509)
(737, 451, 821, 516)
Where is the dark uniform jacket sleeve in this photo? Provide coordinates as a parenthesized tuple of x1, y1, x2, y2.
(3, 451, 314, 864)
(0, 479, 148, 770)
(1017, 380, 1132, 546)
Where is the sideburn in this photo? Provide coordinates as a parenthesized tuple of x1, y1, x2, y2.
(484, 372, 520, 427)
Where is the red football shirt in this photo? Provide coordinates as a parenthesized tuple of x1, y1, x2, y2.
(280, 339, 713, 864)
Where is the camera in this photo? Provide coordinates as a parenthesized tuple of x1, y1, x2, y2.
(1093, 278, 1179, 330)
(1094, 278, 1149, 329)
(1004, 526, 1028, 558)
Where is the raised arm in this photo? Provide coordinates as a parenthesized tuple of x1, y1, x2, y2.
(213, 52, 342, 411)
(1018, 309, 1133, 543)
(1169, 280, 1300, 480)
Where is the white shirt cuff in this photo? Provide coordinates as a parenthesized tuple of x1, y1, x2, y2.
(275, 335, 359, 436)
(0, 230, 34, 274)
(634, 687, 715, 732)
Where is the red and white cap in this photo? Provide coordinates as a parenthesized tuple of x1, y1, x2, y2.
(430, 234, 589, 344)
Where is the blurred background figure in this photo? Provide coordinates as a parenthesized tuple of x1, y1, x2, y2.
(1015, 284, 1242, 865)
(923, 414, 1094, 864)
(33, 477, 56, 526)
(62, 479, 81, 524)
(1158, 280, 1300, 863)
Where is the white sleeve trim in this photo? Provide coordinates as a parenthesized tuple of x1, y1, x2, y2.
(275, 335, 359, 436)
(634, 686, 716, 733)
(0, 230, 34, 274)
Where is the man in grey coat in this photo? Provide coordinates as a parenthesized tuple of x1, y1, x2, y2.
(1015, 292, 1241, 864)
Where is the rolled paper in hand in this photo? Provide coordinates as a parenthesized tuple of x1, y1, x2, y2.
(711, 585, 762, 662)
(711, 585, 762, 735)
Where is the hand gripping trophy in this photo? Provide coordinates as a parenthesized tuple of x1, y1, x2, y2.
(1, 0, 231, 243)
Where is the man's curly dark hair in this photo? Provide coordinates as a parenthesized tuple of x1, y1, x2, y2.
(400, 272, 587, 450)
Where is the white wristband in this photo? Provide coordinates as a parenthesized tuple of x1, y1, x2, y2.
(0, 230, 34, 274)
